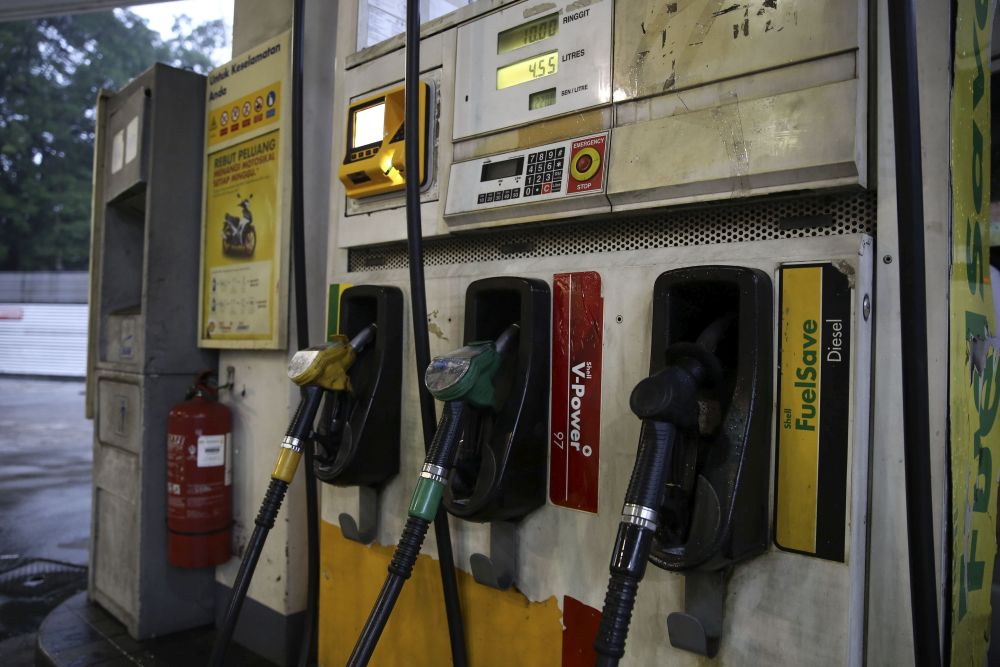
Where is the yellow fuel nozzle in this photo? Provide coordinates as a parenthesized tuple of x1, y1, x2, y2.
(286, 324, 377, 391)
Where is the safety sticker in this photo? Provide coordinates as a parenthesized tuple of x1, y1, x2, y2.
(774, 263, 852, 561)
(550, 272, 604, 513)
(197, 434, 227, 468)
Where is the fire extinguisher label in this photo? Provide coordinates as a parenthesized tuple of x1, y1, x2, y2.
(197, 434, 227, 467)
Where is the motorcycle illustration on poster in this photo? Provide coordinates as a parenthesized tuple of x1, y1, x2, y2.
(222, 193, 256, 257)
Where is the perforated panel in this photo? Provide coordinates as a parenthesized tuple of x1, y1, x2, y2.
(348, 191, 875, 271)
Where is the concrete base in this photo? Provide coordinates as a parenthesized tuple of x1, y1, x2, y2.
(36, 591, 275, 667)
(214, 583, 305, 667)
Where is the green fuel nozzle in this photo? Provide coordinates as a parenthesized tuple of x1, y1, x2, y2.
(409, 323, 519, 521)
(346, 323, 520, 667)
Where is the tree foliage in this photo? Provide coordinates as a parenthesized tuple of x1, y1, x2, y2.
(0, 10, 226, 270)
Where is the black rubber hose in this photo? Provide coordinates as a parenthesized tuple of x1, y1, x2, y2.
(347, 516, 431, 666)
(209, 386, 324, 667)
(346, 402, 467, 665)
(289, 0, 319, 664)
(594, 420, 679, 666)
(402, 0, 468, 664)
(885, 0, 941, 664)
(210, 478, 290, 667)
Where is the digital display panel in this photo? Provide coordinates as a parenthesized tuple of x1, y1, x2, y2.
(496, 51, 558, 90)
(529, 88, 557, 110)
(480, 157, 524, 182)
(352, 102, 385, 147)
(497, 13, 559, 55)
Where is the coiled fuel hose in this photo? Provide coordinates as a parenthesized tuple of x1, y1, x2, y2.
(346, 324, 519, 667)
(208, 326, 375, 667)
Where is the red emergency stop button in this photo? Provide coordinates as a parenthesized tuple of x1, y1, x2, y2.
(568, 134, 608, 194)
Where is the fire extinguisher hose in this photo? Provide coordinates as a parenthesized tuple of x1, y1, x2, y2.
(208, 385, 325, 667)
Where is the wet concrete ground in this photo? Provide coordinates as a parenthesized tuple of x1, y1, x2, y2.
(0, 377, 92, 663)
(0, 378, 92, 566)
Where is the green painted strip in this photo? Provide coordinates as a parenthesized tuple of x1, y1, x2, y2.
(327, 284, 341, 342)
(408, 477, 444, 521)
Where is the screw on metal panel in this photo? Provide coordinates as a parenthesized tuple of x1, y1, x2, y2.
(883, 255, 893, 264)
(863, 295, 871, 321)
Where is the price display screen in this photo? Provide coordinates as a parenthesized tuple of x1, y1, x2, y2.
(497, 13, 559, 54)
(497, 51, 558, 90)
(529, 88, 557, 110)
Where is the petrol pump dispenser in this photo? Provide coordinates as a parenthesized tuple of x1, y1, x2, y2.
(442, 277, 550, 590)
(595, 267, 773, 663)
(313, 285, 404, 543)
(317, 0, 905, 663)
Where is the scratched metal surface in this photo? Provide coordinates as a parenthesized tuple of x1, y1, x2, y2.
(613, 0, 863, 102)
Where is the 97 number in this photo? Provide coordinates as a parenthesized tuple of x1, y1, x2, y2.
(553, 431, 593, 457)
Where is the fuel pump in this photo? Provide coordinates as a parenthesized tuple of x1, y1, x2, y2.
(209, 325, 375, 667)
(442, 277, 550, 590)
(347, 323, 520, 666)
(594, 267, 773, 664)
(313, 285, 404, 543)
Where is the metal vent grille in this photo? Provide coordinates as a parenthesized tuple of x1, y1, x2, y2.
(348, 191, 876, 272)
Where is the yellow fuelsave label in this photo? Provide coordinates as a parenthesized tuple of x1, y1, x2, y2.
(775, 266, 823, 553)
(775, 263, 851, 562)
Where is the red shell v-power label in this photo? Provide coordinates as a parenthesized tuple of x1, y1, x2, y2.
(550, 271, 604, 513)
(167, 394, 232, 568)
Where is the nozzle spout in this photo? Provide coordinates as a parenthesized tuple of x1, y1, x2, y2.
(494, 323, 520, 357)
(350, 323, 378, 353)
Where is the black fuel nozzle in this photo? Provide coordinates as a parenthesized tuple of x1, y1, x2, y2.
(594, 320, 728, 667)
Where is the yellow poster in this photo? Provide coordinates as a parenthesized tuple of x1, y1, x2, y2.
(199, 31, 290, 348)
(950, 1, 998, 664)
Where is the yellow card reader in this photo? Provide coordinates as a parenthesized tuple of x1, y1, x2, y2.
(338, 81, 431, 199)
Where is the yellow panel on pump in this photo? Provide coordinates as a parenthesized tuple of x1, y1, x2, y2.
(338, 82, 429, 199)
(319, 520, 563, 666)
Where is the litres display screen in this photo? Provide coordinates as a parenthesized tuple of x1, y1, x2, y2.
(497, 51, 558, 90)
(497, 13, 559, 54)
(352, 102, 385, 148)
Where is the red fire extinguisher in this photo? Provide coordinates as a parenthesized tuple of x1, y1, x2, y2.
(167, 371, 233, 568)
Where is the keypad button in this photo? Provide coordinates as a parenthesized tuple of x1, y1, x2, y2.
(524, 187, 532, 197)
(477, 194, 486, 204)
(512, 189, 520, 199)
(545, 160, 554, 171)
(555, 158, 564, 170)
(546, 149, 556, 160)
(532, 185, 543, 196)
(552, 182, 562, 192)
(553, 170, 563, 181)
(528, 153, 536, 164)
(543, 172, 553, 183)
